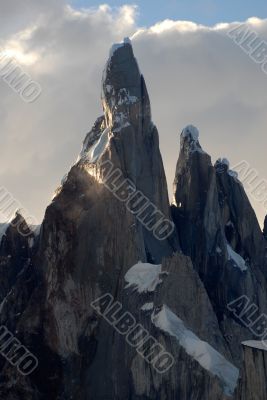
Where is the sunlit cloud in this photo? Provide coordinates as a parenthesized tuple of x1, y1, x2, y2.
(0, 1, 267, 228)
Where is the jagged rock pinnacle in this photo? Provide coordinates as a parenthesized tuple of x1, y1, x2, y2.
(181, 125, 199, 141)
(180, 124, 205, 155)
(1, 33, 267, 400)
(102, 38, 151, 130)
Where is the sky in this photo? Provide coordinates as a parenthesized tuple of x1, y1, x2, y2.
(1, 0, 267, 227)
(72, 0, 267, 26)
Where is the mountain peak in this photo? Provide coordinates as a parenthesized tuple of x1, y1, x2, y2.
(108, 37, 132, 60)
(2, 36, 267, 400)
(180, 124, 205, 155)
(102, 38, 151, 130)
(181, 125, 199, 141)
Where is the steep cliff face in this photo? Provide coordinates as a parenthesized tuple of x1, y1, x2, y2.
(236, 342, 267, 400)
(32, 41, 182, 398)
(172, 127, 267, 366)
(172, 125, 220, 279)
(0, 212, 35, 302)
(215, 159, 267, 280)
(78, 38, 177, 262)
(31, 40, 233, 400)
(172, 126, 267, 283)
(0, 40, 265, 400)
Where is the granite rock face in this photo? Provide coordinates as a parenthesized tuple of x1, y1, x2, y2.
(0, 40, 266, 399)
(0, 212, 35, 302)
(172, 126, 267, 368)
(236, 342, 267, 400)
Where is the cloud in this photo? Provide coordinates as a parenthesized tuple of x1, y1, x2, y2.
(0, 1, 267, 227)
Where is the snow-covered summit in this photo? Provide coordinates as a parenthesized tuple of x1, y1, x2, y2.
(181, 125, 199, 141)
(180, 125, 205, 155)
(215, 158, 239, 181)
(216, 158, 230, 169)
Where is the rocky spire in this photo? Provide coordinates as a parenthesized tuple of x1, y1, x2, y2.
(172, 126, 267, 367)
(79, 39, 159, 191)
(172, 124, 219, 258)
(102, 38, 151, 131)
(0, 41, 266, 400)
(77, 38, 177, 258)
(173, 124, 267, 276)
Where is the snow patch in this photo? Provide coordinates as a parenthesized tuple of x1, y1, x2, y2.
(181, 125, 199, 141)
(117, 88, 138, 105)
(124, 262, 167, 293)
(227, 244, 247, 272)
(215, 158, 230, 173)
(242, 340, 267, 351)
(123, 37, 131, 45)
(215, 159, 239, 180)
(113, 112, 130, 132)
(181, 125, 206, 154)
(141, 302, 154, 311)
(87, 128, 110, 163)
(217, 158, 229, 168)
(152, 305, 239, 396)
(228, 169, 238, 179)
